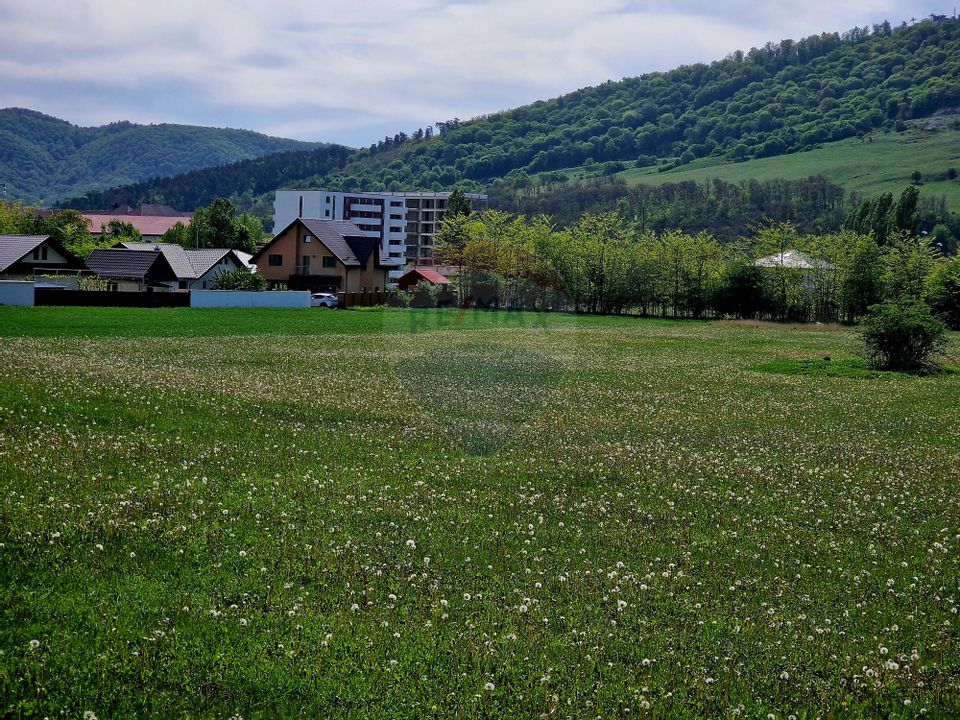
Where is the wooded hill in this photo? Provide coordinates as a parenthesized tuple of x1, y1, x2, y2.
(61, 17, 960, 229)
(0, 108, 323, 205)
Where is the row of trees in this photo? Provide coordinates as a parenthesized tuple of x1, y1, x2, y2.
(432, 209, 960, 328)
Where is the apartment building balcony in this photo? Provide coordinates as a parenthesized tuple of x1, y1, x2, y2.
(348, 202, 382, 213)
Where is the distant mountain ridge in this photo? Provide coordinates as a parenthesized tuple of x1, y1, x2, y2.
(60, 17, 960, 222)
(0, 108, 324, 205)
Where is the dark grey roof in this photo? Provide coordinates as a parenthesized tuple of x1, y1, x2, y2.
(299, 219, 369, 266)
(0, 235, 49, 272)
(86, 249, 177, 282)
(252, 218, 401, 269)
(118, 242, 197, 279)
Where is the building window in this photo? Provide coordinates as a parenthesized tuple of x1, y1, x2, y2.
(325, 209, 330, 217)
(390, 201, 402, 207)
(304, 234, 312, 243)
(390, 214, 403, 220)
(390, 226, 402, 233)
(322, 256, 337, 269)
(268, 254, 283, 266)
(325, 197, 331, 204)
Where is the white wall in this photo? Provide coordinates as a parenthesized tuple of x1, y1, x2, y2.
(190, 290, 310, 308)
(0, 281, 34, 306)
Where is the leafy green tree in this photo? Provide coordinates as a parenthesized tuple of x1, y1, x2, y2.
(882, 232, 939, 302)
(172, 198, 265, 253)
(711, 260, 769, 318)
(211, 268, 267, 291)
(892, 185, 920, 235)
(446, 188, 472, 218)
(925, 257, 960, 329)
(101, 219, 142, 244)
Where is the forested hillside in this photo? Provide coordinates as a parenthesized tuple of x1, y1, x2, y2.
(313, 17, 960, 192)
(62, 144, 354, 217)
(61, 18, 960, 230)
(0, 109, 322, 204)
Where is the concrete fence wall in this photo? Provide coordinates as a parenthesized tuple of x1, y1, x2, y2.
(190, 290, 310, 309)
(0, 281, 35, 306)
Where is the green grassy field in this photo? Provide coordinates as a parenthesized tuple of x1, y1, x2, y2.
(2, 307, 960, 718)
(616, 128, 960, 207)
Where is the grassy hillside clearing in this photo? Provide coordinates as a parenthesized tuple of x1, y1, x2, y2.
(617, 127, 960, 207)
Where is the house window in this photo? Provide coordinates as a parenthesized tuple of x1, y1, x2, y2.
(325, 197, 331, 204)
(302, 256, 311, 273)
(268, 254, 283, 266)
(304, 234, 312, 243)
(322, 256, 337, 268)
(325, 209, 330, 217)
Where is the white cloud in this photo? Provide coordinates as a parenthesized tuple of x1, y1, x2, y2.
(0, 0, 948, 144)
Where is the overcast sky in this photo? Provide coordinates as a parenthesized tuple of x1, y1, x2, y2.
(0, 0, 951, 146)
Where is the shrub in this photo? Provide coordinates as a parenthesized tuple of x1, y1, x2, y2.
(211, 268, 267, 291)
(710, 262, 770, 319)
(858, 302, 947, 371)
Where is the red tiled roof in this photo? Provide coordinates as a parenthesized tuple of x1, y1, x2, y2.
(408, 268, 450, 285)
(84, 214, 192, 237)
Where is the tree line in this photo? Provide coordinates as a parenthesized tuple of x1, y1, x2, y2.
(432, 200, 960, 329)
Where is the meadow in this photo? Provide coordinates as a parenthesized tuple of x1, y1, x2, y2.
(617, 128, 960, 208)
(1, 306, 959, 719)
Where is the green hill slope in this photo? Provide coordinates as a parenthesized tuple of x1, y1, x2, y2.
(0, 108, 323, 205)
(617, 125, 960, 207)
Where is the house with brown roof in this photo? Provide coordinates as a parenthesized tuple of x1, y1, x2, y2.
(0, 235, 85, 279)
(85, 248, 178, 291)
(251, 218, 402, 292)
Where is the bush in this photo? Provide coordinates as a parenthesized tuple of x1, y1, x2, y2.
(710, 262, 770, 318)
(211, 268, 267, 291)
(858, 302, 947, 371)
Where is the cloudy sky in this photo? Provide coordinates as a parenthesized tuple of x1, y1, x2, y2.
(0, 0, 950, 146)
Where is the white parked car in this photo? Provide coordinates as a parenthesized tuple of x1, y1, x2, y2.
(311, 293, 339, 308)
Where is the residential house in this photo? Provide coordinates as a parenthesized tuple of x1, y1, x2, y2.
(85, 248, 178, 291)
(0, 235, 85, 279)
(273, 190, 488, 275)
(115, 242, 249, 289)
(397, 267, 452, 291)
(252, 218, 402, 292)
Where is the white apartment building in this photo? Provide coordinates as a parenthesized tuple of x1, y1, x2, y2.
(273, 190, 487, 278)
